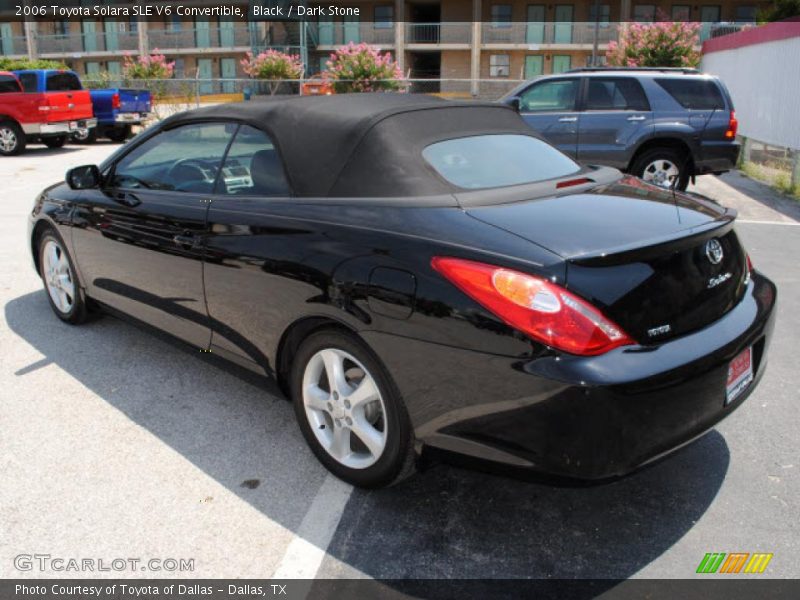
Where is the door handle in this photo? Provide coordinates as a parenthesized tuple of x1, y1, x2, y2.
(627, 115, 646, 121)
(558, 116, 578, 122)
(173, 233, 199, 247)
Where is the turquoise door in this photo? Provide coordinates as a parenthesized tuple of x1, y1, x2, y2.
(524, 55, 544, 79)
(220, 20, 235, 47)
(104, 20, 118, 51)
(107, 61, 121, 85)
(344, 16, 360, 44)
(526, 5, 545, 44)
(221, 58, 236, 93)
(554, 5, 573, 44)
(85, 61, 101, 79)
(0, 23, 15, 54)
(82, 20, 97, 52)
(552, 55, 572, 73)
(198, 59, 213, 95)
(318, 15, 334, 45)
(195, 20, 211, 47)
(700, 6, 721, 41)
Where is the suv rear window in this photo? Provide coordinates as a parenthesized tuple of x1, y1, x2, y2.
(0, 75, 20, 93)
(46, 72, 82, 92)
(655, 78, 725, 110)
(423, 134, 580, 189)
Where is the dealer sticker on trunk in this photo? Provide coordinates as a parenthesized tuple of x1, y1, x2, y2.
(726, 346, 754, 405)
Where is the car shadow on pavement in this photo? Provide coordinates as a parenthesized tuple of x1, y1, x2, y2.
(5, 291, 730, 584)
(711, 172, 800, 223)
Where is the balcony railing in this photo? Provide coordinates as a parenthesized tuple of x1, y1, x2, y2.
(701, 21, 755, 41)
(149, 26, 251, 51)
(38, 31, 139, 55)
(405, 23, 473, 44)
(315, 22, 395, 47)
(0, 35, 27, 56)
(483, 22, 619, 45)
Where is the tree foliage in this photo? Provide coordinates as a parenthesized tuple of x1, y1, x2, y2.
(0, 58, 68, 71)
(758, 0, 800, 22)
(323, 43, 406, 93)
(606, 16, 701, 68)
(241, 50, 304, 95)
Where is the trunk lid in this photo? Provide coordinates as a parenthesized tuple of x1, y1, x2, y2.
(42, 89, 94, 122)
(466, 177, 748, 344)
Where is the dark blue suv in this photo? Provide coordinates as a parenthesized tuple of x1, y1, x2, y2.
(502, 68, 740, 190)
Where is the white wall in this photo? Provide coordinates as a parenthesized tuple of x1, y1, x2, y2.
(702, 36, 800, 150)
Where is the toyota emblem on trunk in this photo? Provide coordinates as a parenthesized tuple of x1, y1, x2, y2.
(706, 239, 724, 265)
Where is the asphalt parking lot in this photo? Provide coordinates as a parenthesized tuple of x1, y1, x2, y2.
(1, 141, 798, 582)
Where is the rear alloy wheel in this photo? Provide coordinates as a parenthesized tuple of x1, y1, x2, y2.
(43, 135, 68, 149)
(0, 121, 25, 156)
(632, 147, 690, 191)
(290, 330, 415, 488)
(38, 231, 88, 324)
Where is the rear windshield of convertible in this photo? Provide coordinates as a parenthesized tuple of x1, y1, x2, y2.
(422, 134, 580, 189)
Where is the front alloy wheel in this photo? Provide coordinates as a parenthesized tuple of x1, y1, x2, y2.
(0, 122, 25, 156)
(291, 330, 415, 488)
(38, 230, 88, 324)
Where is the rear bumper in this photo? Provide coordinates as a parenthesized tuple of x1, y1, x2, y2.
(696, 141, 741, 175)
(24, 118, 98, 136)
(365, 271, 776, 480)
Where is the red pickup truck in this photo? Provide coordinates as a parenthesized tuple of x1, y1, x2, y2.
(0, 70, 96, 156)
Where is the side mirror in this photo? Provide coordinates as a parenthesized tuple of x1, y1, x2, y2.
(507, 97, 521, 112)
(66, 164, 101, 190)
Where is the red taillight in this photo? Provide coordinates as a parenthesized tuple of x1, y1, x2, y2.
(112, 93, 120, 109)
(725, 110, 738, 139)
(431, 257, 635, 356)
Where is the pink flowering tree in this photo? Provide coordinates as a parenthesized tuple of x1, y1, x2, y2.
(121, 51, 175, 115)
(241, 50, 304, 95)
(323, 43, 406, 93)
(606, 12, 701, 68)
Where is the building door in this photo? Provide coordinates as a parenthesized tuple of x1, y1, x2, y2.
(344, 15, 360, 44)
(526, 5, 545, 44)
(107, 61, 122, 84)
(82, 20, 97, 52)
(552, 55, 572, 73)
(219, 20, 235, 46)
(318, 15, 334, 45)
(85, 61, 101, 79)
(700, 6, 721, 41)
(221, 58, 236, 93)
(104, 20, 119, 51)
(524, 55, 543, 79)
(0, 23, 14, 55)
(198, 59, 213, 95)
(195, 20, 211, 47)
(554, 5, 573, 44)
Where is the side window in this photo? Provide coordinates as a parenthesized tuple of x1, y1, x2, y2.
(0, 74, 21, 93)
(18, 73, 37, 93)
(585, 78, 650, 111)
(218, 125, 290, 197)
(110, 122, 234, 193)
(519, 79, 578, 112)
(655, 78, 725, 110)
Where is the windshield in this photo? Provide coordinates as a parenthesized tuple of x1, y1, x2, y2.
(422, 134, 581, 189)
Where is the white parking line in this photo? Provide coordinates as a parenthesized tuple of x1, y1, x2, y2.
(737, 219, 800, 226)
(272, 474, 353, 579)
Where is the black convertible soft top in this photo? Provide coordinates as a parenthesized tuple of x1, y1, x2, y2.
(164, 93, 538, 198)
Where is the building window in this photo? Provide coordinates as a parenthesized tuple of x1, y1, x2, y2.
(552, 55, 572, 74)
(589, 4, 610, 25)
(491, 5, 513, 28)
(173, 58, 185, 78)
(489, 54, 510, 77)
(374, 6, 394, 29)
(671, 5, 691, 20)
(734, 5, 756, 22)
(633, 4, 656, 22)
(54, 21, 69, 37)
(167, 15, 182, 32)
(129, 19, 138, 33)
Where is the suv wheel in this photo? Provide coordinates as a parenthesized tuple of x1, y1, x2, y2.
(290, 330, 416, 488)
(632, 147, 690, 191)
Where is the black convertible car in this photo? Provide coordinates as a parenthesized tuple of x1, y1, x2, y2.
(29, 94, 776, 488)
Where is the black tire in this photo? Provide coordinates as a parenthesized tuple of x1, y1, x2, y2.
(43, 135, 68, 149)
(0, 120, 26, 156)
(290, 329, 416, 488)
(631, 147, 690, 191)
(71, 128, 97, 144)
(106, 125, 131, 143)
(37, 229, 89, 325)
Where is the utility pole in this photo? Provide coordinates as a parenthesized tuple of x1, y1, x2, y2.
(591, 0, 600, 66)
